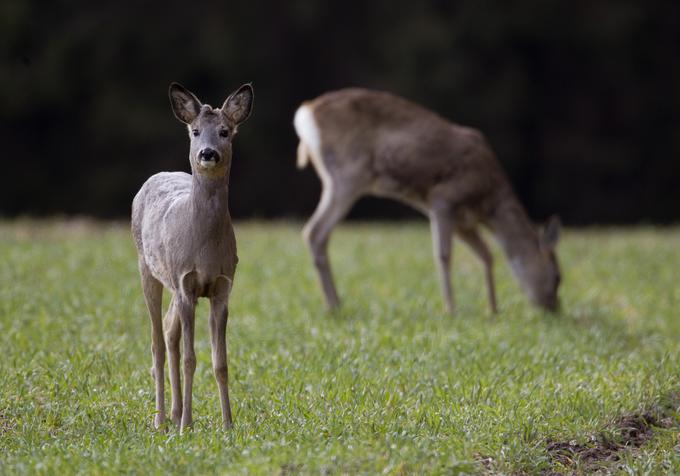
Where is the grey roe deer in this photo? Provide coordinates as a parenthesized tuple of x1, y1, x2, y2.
(132, 82, 253, 431)
(294, 88, 561, 314)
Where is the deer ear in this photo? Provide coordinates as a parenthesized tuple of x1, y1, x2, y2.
(169, 82, 202, 124)
(540, 215, 561, 251)
(222, 83, 253, 125)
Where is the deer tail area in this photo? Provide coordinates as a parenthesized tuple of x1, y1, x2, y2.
(296, 140, 309, 169)
(294, 104, 321, 170)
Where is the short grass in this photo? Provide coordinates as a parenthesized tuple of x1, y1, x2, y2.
(1, 220, 680, 475)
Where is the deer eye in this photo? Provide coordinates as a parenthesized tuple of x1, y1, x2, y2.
(192, 129, 200, 137)
(219, 129, 230, 138)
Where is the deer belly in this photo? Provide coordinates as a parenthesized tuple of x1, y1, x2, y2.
(370, 176, 429, 213)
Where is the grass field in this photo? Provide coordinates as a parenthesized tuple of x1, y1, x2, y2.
(1, 220, 679, 475)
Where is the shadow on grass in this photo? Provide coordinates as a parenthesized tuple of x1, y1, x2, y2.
(543, 301, 658, 353)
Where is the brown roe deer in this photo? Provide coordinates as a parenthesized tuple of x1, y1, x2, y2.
(294, 88, 561, 314)
(132, 82, 253, 432)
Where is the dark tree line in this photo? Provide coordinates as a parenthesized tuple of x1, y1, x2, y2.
(2, 0, 679, 224)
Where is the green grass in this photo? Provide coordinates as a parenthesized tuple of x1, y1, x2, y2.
(1, 220, 680, 475)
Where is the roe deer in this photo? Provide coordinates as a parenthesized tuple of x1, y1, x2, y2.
(294, 88, 561, 314)
(132, 82, 253, 431)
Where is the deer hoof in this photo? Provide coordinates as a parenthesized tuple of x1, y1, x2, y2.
(154, 413, 165, 430)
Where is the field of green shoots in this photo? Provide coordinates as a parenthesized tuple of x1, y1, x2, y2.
(1, 220, 679, 474)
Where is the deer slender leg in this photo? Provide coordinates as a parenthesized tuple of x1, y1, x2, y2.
(176, 298, 196, 433)
(458, 228, 498, 313)
(209, 297, 232, 429)
(303, 184, 358, 310)
(140, 260, 165, 429)
(429, 202, 455, 314)
(164, 296, 182, 426)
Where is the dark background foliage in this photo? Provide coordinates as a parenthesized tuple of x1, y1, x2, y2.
(2, 0, 679, 224)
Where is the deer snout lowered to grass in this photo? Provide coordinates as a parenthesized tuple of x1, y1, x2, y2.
(132, 82, 253, 432)
(294, 88, 561, 314)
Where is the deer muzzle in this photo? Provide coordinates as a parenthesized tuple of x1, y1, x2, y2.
(198, 148, 221, 167)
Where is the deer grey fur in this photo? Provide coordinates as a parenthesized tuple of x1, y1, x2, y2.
(294, 88, 561, 314)
(132, 82, 253, 431)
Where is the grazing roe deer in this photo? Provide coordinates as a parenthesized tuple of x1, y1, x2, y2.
(132, 82, 253, 431)
(294, 88, 561, 314)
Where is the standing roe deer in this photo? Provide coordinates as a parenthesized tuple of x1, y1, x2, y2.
(132, 82, 253, 431)
(294, 88, 561, 314)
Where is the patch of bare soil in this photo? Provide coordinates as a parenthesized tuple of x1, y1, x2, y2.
(544, 411, 675, 474)
(477, 394, 680, 475)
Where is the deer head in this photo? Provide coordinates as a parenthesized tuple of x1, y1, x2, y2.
(169, 82, 253, 178)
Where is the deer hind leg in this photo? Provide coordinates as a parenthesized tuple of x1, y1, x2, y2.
(303, 182, 359, 310)
(139, 259, 165, 429)
(457, 228, 498, 314)
(429, 201, 455, 314)
(164, 296, 182, 426)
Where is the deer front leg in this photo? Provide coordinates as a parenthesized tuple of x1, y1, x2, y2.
(209, 304, 232, 429)
(458, 228, 498, 313)
(429, 202, 455, 314)
(209, 278, 233, 429)
(164, 297, 182, 427)
(140, 262, 165, 429)
(176, 296, 196, 433)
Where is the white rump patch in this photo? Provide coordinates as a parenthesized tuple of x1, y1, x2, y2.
(293, 105, 322, 164)
(294, 104, 332, 185)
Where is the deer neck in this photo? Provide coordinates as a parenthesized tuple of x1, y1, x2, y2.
(487, 193, 540, 267)
(189, 171, 231, 228)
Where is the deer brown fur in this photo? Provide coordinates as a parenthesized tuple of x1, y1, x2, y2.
(294, 88, 561, 314)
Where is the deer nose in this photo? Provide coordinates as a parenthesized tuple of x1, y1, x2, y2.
(199, 148, 220, 162)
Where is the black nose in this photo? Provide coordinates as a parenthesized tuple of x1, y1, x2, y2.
(199, 148, 219, 162)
